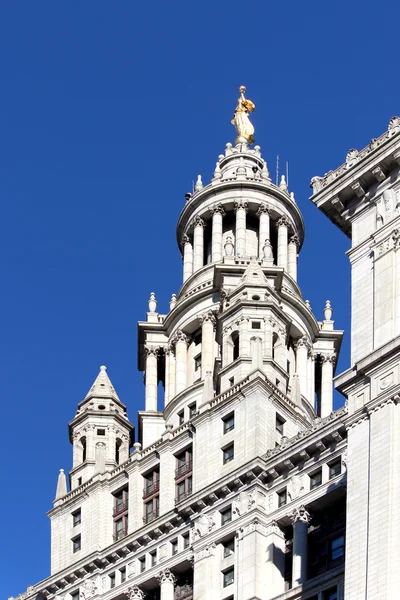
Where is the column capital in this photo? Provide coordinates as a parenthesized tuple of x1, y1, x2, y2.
(171, 329, 189, 347)
(181, 233, 192, 246)
(191, 215, 206, 229)
(199, 311, 216, 327)
(320, 353, 337, 365)
(277, 215, 290, 228)
(289, 234, 300, 247)
(144, 346, 160, 358)
(210, 203, 225, 217)
(157, 568, 176, 585)
(295, 336, 311, 351)
(127, 586, 146, 600)
(257, 202, 271, 216)
(234, 200, 249, 213)
(291, 505, 311, 525)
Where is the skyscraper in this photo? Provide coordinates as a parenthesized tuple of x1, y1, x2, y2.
(10, 91, 400, 600)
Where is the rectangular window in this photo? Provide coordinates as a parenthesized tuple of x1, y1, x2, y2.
(171, 538, 178, 555)
(229, 377, 235, 387)
(309, 469, 322, 489)
(276, 414, 285, 435)
(150, 550, 157, 567)
(323, 588, 338, 600)
(194, 355, 202, 372)
(175, 447, 193, 477)
(277, 489, 287, 507)
(251, 321, 261, 329)
(109, 573, 115, 589)
(182, 533, 190, 549)
(223, 538, 235, 557)
(139, 556, 146, 573)
(120, 567, 126, 583)
(77, 477, 82, 486)
(223, 443, 234, 464)
(188, 403, 196, 418)
(328, 459, 341, 479)
(178, 410, 184, 425)
(71, 592, 79, 600)
(331, 535, 345, 560)
(72, 535, 81, 553)
(223, 412, 235, 434)
(97, 429, 105, 436)
(144, 495, 159, 523)
(143, 468, 160, 498)
(221, 506, 232, 525)
(72, 509, 81, 527)
(223, 567, 234, 587)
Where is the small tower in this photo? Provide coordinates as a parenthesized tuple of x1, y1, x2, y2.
(68, 366, 134, 489)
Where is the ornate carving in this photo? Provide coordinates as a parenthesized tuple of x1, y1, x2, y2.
(158, 544, 168, 561)
(320, 353, 337, 365)
(289, 234, 300, 247)
(232, 489, 266, 516)
(199, 311, 216, 327)
(256, 203, 271, 216)
(127, 561, 136, 578)
(295, 336, 311, 351)
(277, 216, 290, 228)
(191, 513, 216, 541)
(210, 203, 225, 216)
(234, 200, 249, 212)
(181, 233, 191, 246)
(144, 346, 160, 358)
(171, 330, 189, 347)
(287, 474, 305, 501)
(158, 569, 176, 585)
(127, 586, 145, 600)
(265, 520, 284, 537)
(80, 579, 97, 600)
(193, 543, 217, 562)
(291, 505, 311, 525)
(192, 215, 205, 229)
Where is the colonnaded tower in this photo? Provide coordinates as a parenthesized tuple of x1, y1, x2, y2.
(10, 89, 400, 600)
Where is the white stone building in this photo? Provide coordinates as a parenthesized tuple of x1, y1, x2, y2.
(10, 102, 400, 600)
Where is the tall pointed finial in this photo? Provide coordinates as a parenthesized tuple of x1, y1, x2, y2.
(231, 85, 255, 146)
(55, 468, 67, 499)
(148, 292, 157, 313)
(279, 175, 288, 192)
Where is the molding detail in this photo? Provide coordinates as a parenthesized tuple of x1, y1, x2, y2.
(158, 569, 176, 585)
(234, 200, 249, 212)
(232, 490, 266, 516)
(277, 216, 290, 228)
(256, 203, 271, 216)
(291, 505, 311, 524)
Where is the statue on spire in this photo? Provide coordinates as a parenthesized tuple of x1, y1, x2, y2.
(231, 85, 256, 145)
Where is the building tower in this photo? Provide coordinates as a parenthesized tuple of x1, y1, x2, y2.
(12, 89, 350, 600)
(310, 116, 400, 599)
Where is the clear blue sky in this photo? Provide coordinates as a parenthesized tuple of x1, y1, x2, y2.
(1, 1, 398, 595)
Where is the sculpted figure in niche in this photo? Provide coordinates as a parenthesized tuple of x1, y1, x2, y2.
(232, 86, 255, 144)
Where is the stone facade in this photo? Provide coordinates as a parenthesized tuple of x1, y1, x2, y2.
(11, 115, 400, 600)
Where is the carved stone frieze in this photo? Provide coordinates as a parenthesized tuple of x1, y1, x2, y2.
(191, 512, 216, 541)
(232, 489, 266, 516)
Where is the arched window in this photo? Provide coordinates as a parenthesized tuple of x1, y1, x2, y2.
(232, 331, 240, 361)
(80, 436, 87, 463)
(115, 438, 122, 464)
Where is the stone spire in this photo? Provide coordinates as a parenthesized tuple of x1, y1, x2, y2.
(55, 469, 67, 499)
(83, 365, 121, 404)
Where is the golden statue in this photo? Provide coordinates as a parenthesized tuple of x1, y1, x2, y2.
(231, 85, 256, 145)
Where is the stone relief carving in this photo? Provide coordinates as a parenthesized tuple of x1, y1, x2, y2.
(80, 578, 97, 600)
(232, 489, 266, 516)
(158, 544, 168, 561)
(193, 542, 217, 562)
(191, 512, 216, 541)
(287, 474, 305, 501)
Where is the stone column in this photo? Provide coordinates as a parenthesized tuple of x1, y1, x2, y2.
(295, 337, 309, 401)
(308, 351, 315, 409)
(222, 326, 231, 366)
(239, 315, 250, 356)
(164, 348, 170, 407)
(168, 344, 176, 403)
(277, 216, 289, 270)
(320, 353, 336, 417)
(211, 204, 225, 262)
(182, 234, 193, 282)
(291, 505, 311, 587)
(106, 424, 117, 462)
(174, 331, 188, 395)
(192, 216, 205, 273)
(263, 317, 273, 358)
(265, 521, 286, 599)
(85, 424, 95, 461)
(158, 569, 176, 600)
(288, 234, 299, 280)
(257, 203, 271, 258)
(234, 201, 248, 258)
(200, 312, 216, 379)
(144, 347, 158, 411)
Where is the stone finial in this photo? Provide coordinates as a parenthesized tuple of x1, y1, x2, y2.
(133, 442, 142, 453)
(290, 191, 296, 203)
(253, 145, 261, 157)
(305, 300, 312, 311)
(262, 239, 274, 264)
(225, 142, 233, 156)
(324, 300, 333, 320)
(213, 161, 222, 181)
(148, 292, 157, 313)
(224, 236, 234, 257)
(169, 294, 177, 311)
(279, 175, 288, 192)
(55, 468, 67, 499)
(195, 175, 203, 192)
(261, 161, 271, 181)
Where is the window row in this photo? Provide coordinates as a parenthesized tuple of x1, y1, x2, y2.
(277, 458, 342, 508)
